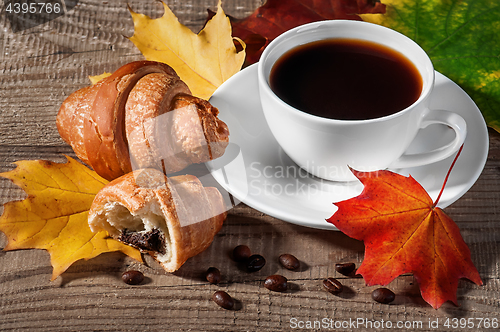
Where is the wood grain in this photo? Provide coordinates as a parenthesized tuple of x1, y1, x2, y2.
(1, 0, 500, 331)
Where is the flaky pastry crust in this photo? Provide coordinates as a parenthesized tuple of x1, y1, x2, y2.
(88, 169, 226, 272)
(57, 61, 229, 181)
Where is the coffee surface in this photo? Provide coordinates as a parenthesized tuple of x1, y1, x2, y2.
(269, 38, 423, 120)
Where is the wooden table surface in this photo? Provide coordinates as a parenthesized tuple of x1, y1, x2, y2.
(1, 1, 499, 331)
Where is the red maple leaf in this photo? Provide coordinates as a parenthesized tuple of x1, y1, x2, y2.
(227, 0, 386, 64)
(327, 147, 482, 308)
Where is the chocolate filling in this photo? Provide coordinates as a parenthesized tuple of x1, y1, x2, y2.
(120, 228, 166, 255)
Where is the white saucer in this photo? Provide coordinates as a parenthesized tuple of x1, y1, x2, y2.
(208, 64, 489, 230)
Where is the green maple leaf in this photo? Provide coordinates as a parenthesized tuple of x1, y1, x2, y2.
(362, 0, 500, 132)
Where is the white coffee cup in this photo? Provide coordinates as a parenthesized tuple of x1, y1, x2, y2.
(258, 20, 467, 182)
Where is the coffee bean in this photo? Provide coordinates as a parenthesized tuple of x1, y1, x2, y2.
(264, 275, 288, 292)
(212, 290, 234, 310)
(246, 254, 266, 272)
(335, 262, 356, 276)
(323, 277, 343, 294)
(372, 288, 395, 304)
(121, 270, 144, 285)
(279, 254, 300, 270)
(206, 267, 221, 284)
(233, 245, 251, 262)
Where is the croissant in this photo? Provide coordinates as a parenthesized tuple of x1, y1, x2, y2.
(88, 168, 226, 272)
(57, 61, 229, 181)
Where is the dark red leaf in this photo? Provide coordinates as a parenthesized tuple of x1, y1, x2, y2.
(227, 0, 386, 64)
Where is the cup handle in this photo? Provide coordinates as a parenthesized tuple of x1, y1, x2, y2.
(388, 110, 467, 169)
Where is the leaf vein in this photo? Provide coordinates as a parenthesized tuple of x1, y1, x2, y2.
(369, 210, 433, 282)
(428, 4, 498, 54)
(381, 180, 431, 207)
(0, 208, 90, 224)
(145, 25, 218, 90)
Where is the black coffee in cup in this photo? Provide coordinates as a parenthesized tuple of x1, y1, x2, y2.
(269, 38, 423, 120)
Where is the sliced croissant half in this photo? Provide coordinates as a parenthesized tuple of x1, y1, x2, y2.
(88, 168, 226, 272)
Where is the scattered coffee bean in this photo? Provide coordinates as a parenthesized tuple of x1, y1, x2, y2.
(264, 275, 288, 292)
(246, 254, 266, 272)
(372, 288, 395, 304)
(212, 290, 234, 310)
(322, 277, 343, 294)
(205, 267, 221, 284)
(335, 262, 356, 276)
(233, 245, 251, 262)
(279, 254, 300, 270)
(121, 270, 144, 285)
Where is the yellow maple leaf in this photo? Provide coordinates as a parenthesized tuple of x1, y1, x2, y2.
(0, 156, 142, 280)
(359, 0, 396, 24)
(89, 72, 111, 85)
(128, 0, 245, 99)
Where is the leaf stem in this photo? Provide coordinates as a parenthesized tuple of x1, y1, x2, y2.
(433, 144, 464, 208)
